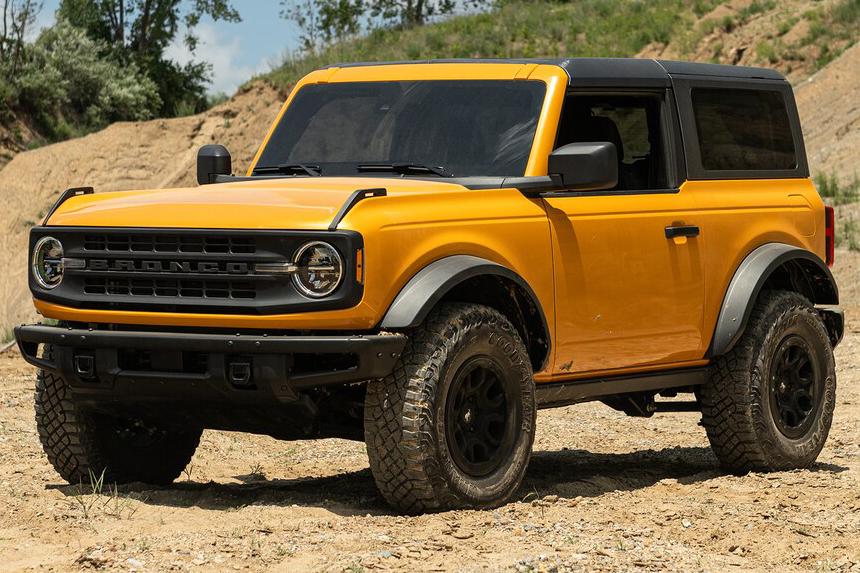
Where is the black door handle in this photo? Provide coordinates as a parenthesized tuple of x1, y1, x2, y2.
(665, 225, 700, 239)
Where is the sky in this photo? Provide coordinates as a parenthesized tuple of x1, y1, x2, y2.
(33, 0, 301, 95)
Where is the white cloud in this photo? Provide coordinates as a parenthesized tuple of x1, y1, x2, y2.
(165, 23, 270, 96)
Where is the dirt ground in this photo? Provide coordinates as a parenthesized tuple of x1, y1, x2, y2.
(0, 251, 857, 573)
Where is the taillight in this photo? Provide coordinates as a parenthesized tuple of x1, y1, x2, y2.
(825, 206, 835, 267)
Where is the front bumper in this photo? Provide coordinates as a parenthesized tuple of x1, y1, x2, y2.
(14, 324, 407, 407)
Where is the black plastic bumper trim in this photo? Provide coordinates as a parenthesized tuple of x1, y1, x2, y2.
(15, 324, 407, 399)
(818, 307, 844, 347)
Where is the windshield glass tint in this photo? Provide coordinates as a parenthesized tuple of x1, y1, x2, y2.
(255, 80, 547, 177)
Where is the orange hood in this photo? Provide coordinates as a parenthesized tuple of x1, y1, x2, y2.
(46, 177, 467, 230)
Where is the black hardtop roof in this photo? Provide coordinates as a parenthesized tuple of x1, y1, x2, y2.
(322, 57, 785, 86)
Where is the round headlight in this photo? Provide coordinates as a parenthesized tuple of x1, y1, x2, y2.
(292, 241, 343, 298)
(32, 236, 65, 289)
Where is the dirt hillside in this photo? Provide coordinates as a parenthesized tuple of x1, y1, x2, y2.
(794, 42, 860, 186)
(0, 82, 286, 335)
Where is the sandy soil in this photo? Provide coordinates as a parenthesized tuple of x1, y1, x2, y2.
(0, 250, 857, 573)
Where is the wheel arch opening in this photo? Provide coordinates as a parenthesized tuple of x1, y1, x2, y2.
(762, 257, 838, 305)
(439, 274, 550, 373)
(709, 244, 839, 357)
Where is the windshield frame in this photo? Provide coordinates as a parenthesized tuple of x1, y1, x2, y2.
(248, 64, 567, 180)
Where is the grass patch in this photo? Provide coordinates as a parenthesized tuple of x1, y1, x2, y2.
(814, 171, 860, 205)
(740, 0, 776, 19)
(258, 0, 722, 90)
(800, 0, 860, 71)
(66, 469, 140, 520)
(836, 219, 860, 251)
(252, 0, 860, 90)
(777, 17, 798, 36)
(756, 40, 778, 64)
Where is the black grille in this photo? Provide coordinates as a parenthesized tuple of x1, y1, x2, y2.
(83, 234, 256, 254)
(30, 228, 363, 315)
(84, 278, 257, 299)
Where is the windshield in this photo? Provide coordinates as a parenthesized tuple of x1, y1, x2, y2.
(254, 80, 547, 178)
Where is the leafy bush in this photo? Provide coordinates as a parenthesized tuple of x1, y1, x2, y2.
(3, 21, 160, 136)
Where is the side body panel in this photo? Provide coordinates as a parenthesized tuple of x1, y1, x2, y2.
(685, 177, 826, 345)
(543, 189, 705, 374)
(671, 73, 826, 349)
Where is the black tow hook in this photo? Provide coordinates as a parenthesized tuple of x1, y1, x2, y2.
(228, 359, 253, 388)
(74, 354, 96, 380)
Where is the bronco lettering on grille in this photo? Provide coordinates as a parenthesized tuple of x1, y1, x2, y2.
(86, 260, 250, 274)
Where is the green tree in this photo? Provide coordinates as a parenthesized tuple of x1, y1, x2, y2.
(1, 0, 42, 76)
(57, 0, 241, 115)
(281, 0, 463, 50)
(282, 0, 365, 52)
(371, 0, 455, 27)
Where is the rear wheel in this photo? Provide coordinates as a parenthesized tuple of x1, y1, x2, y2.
(364, 303, 535, 513)
(35, 345, 202, 485)
(699, 291, 836, 472)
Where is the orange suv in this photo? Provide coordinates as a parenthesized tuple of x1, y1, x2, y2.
(15, 58, 842, 513)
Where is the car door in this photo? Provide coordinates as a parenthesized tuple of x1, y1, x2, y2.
(543, 90, 705, 375)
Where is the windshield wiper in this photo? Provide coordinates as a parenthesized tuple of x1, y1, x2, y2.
(357, 163, 453, 178)
(253, 163, 321, 176)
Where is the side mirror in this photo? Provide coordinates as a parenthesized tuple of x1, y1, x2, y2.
(547, 142, 618, 191)
(197, 144, 232, 185)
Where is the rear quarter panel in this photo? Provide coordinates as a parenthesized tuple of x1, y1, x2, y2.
(686, 177, 825, 353)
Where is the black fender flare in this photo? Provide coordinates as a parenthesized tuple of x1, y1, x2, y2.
(379, 255, 551, 369)
(707, 243, 839, 357)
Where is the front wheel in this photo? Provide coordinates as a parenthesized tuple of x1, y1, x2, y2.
(35, 345, 202, 485)
(364, 303, 536, 513)
(699, 290, 836, 473)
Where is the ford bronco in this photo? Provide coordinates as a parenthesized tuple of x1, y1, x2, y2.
(15, 58, 842, 513)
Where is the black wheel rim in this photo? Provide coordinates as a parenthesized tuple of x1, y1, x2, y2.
(445, 356, 517, 477)
(768, 335, 822, 439)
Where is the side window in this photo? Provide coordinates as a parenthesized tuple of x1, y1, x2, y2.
(691, 88, 796, 172)
(555, 94, 667, 191)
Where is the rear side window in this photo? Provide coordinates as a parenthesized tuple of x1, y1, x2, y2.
(691, 88, 797, 171)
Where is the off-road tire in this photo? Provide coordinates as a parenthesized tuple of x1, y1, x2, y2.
(35, 345, 202, 485)
(364, 303, 536, 513)
(699, 290, 836, 473)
